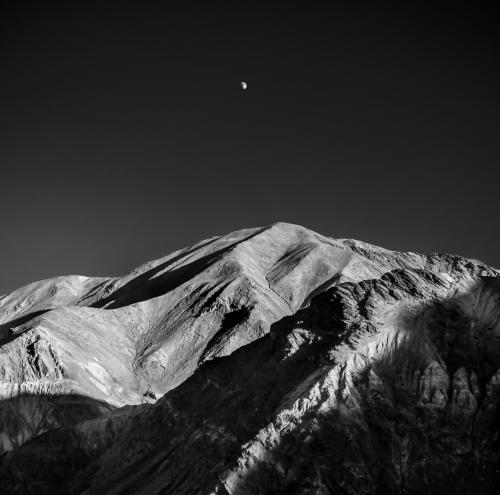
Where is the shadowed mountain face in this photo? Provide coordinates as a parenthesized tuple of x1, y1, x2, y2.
(1, 223, 499, 494)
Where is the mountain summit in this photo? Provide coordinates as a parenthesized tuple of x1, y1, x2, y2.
(1, 223, 499, 494)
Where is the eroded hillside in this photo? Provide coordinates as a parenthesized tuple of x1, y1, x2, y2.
(1, 223, 499, 494)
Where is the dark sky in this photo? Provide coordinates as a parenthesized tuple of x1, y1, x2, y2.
(0, 1, 499, 293)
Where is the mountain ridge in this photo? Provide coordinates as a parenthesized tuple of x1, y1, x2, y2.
(1, 223, 499, 494)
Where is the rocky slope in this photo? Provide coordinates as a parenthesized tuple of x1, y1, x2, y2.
(1, 223, 499, 494)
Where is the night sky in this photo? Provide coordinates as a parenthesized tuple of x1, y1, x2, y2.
(1, 1, 499, 293)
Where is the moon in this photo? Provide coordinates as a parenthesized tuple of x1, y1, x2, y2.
(241, 81, 247, 90)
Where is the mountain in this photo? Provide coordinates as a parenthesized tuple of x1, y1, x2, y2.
(1, 222, 499, 494)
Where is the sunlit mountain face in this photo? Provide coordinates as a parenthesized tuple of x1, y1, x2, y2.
(1, 223, 499, 494)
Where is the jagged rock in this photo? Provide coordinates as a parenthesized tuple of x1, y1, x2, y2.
(0, 223, 499, 494)
(0, 223, 455, 453)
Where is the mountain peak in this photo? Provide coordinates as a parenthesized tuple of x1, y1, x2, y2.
(1, 224, 499, 494)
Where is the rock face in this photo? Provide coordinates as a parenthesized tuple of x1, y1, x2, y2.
(0, 222, 499, 494)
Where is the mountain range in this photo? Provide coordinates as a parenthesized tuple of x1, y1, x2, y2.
(1, 222, 499, 494)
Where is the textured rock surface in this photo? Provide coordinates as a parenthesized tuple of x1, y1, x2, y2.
(1, 223, 499, 494)
(0, 223, 436, 453)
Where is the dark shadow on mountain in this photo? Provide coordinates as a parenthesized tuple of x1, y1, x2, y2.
(300, 273, 341, 308)
(198, 306, 251, 364)
(109, 274, 500, 495)
(91, 227, 268, 309)
(44, 303, 347, 495)
(0, 392, 115, 458)
(92, 250, 223, 309)
(0, 310, 50, 346)
(3, 273, 500, 494)
(77, 236, 221, 307)
(0, 312, 313, 494)
(227, 276, 500, 495)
